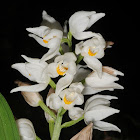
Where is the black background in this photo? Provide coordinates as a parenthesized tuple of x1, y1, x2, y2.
(0, 1, 139, 140)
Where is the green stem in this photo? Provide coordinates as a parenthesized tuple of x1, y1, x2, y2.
(61, 38, 72, 51)
(49, 79, 56, 89)
(61, 115, 84, 129)
(38, 100, 56, 120)
(76, 54, 84, 64)
(51, 107, 63, 140)
(67, 31, 72, 42)
(49, 118, 55, 139)
(60, 107, 67, 116)
(59, 45, 64, 55)
(36, 136, 41, 140)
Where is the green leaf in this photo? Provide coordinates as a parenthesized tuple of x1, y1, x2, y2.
(0, 93, 20, 140)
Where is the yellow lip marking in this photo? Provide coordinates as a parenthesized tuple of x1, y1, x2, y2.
(63, 95, 73, 105)
(43, 39, 48, 44)
(88, 48, 97, 56)
(56, 64, 68, 76)
(29, 73, 31, 76)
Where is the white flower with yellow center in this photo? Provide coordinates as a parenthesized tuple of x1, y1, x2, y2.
(46, 82, 84, 111)
(26, 26, 63, 61)
(69, 11, 105, 40)
(82, 66, 124, 95)
(75, 33, 106, 78)
(68, 94, 121, 132)
(16, 118, 36, 140)
(10, 55, 50, 93)
(46, 52, 77, 95)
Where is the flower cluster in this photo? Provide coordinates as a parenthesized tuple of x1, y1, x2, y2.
(11, 10, 124, 140)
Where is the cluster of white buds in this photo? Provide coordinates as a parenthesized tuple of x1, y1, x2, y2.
(11, 10, 124, 140)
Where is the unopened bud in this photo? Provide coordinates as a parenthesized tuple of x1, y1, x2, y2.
(15, 80, 43, 107)
(70, 123, 93, 140)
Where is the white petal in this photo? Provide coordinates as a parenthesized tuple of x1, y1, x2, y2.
(10, 83, 48, 93)
(84, 56, 102, 78)
(82, 86, 103, 95)
(55, 52, 77, 63)
(84, 105, 120, 123)
(46, 63, 59, 78)
(69, 11, 96, 33)
(67, 61, 77, 75)
(84, 94, 118, 110)
(43, 29, 63, 40)
(41, 11, 63, 31)
(70, 82, 84, 93)
(73, 31, 97, 40)
(40, 38, 61, 62)
(26, 26, 50, 37)
(46, 93, 62, 110)
(87, 13, 105, 29)
(42, 10, 55, 23)
(75, 41, 84, 55)
(84, 98, 110, 112)
(21, 55, 48, 67)
(11, 63, 29, 79)
(94, 121, 121, 132)
(86, 72, 118, 86)
(55, 74, 73, 95)
(68, 107, 84, 120)
(28, 34, 48, 47)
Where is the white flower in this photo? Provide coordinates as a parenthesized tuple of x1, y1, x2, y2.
(46, 52, 77, 95)
(69, 94, 121, 132)
(82, 66, 124, 95)
(26, 26, 63, 61)
(69, 11, 105, 40)
(14, 81, 43, 107)
(16, 118, 36, 140)
(76, 33, 106, 78)
(46, 82, 84, 111)
(10, 55, 50, 93)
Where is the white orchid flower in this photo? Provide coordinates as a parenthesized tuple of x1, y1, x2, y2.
(76, 33, 106, 78)
(69, 11, 105, 40)
(26, 26, 63, 61)
(46, 82, 84, 111)
(82, 66, 124, 95)
(69, 94, 121, 132)
(16, 118, 36, 140)
(10, 55, 50, 93)
(46, 52, 77, 95)
(41, 10, 63, 31)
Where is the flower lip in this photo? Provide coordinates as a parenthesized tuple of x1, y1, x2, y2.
(88, 48, 97, 56)
(56, 63, 68, 76)
(63, 92, 77, 105)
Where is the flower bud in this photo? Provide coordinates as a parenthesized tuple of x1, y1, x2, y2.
(70, 123, 93, 140)
(45, 88, 57, 122)
(15, 80, 43, 107)
(16, 118, 36, 140)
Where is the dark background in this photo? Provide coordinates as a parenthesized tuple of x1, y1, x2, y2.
(0, 1, 139, 140)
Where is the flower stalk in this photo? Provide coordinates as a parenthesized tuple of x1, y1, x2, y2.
(38, 100, 56, 120)
(49, 118, 55, 139)
(61, 115, 84, 129)
(76, 54, 84, 64)
(51, 107, 63, 140)
(49, 79, 56, 90)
